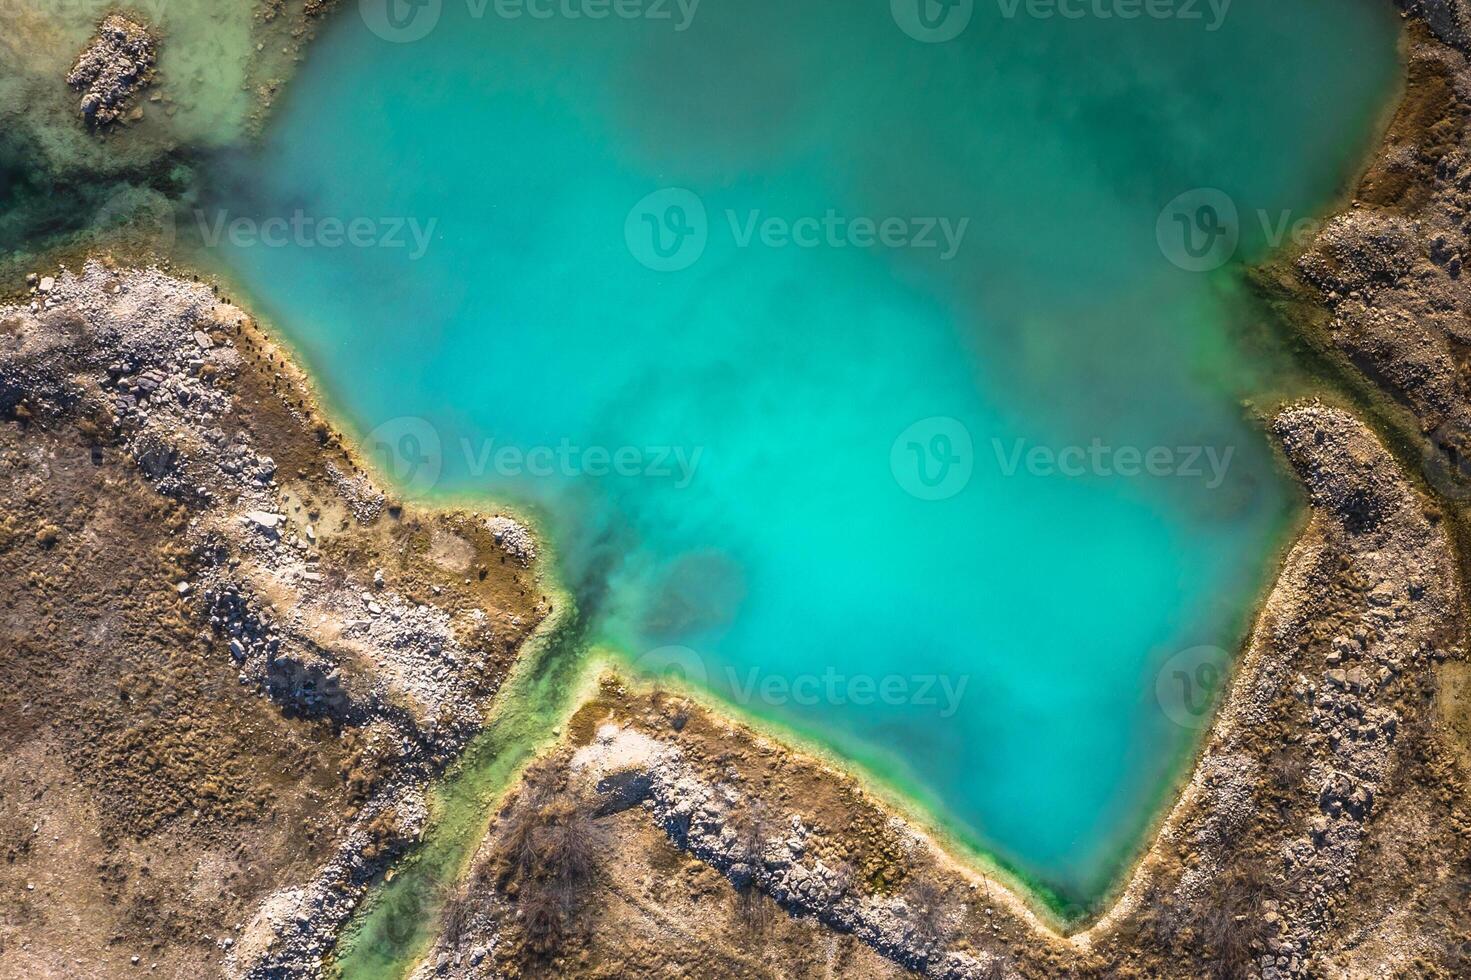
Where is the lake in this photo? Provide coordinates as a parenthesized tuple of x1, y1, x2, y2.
(199, 0, 1400, 910)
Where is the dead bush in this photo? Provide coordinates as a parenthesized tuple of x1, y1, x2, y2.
(1189, 857, 1274, 980)
(904, 877, 954, 960)
(492, 774, 602, 957)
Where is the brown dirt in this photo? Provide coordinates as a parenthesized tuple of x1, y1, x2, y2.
(0, 388, 349, 976)
(0, 264, 546, 977)
(1358, 25, 1469, 210)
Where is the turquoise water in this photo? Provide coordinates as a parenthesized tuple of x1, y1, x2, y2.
(201, 0, 1398, 907)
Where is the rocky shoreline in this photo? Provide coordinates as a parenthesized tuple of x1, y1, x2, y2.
(3, 0, 1471, 977)
(1266, 0, 1471, 503)
(0, 261, 547, 977)
(406, 402, 1466, 979)
(403, 3, 1471, 977)
(66, 14, 156, 129)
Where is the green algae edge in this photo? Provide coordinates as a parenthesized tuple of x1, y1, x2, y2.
(172, 267, 602, 980)
(1244, 21, 1471, 597)
(317, 80, 1425, 978)
(305, 52, 1433, 980)
(7, 12, 1445, 979)
(328, 600, 595, 980)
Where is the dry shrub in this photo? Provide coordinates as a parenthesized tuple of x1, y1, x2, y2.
(904, 877, 954, 960)
(491, 773, 602, 956)
(1190, 857, 1274, 980)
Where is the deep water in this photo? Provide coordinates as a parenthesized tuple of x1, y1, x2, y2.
(198, 0, 1400, 910)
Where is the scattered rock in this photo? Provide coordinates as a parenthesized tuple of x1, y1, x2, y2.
(67, 15, 157, 128)
(487, 516, 536, 566)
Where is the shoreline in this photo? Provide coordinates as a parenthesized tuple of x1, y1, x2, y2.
(589, 651, 1074, 923)
(330, 607, 597, 980)
(408, 398, 1464, 979)
(14, 35, 1389, 952)
(4, 1, 1470, 977)
(387, 7, 1471, 976)
(0, 257, 556, 975)
(180, 11, 1436, 944)
(166, 184, 1345, 948)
